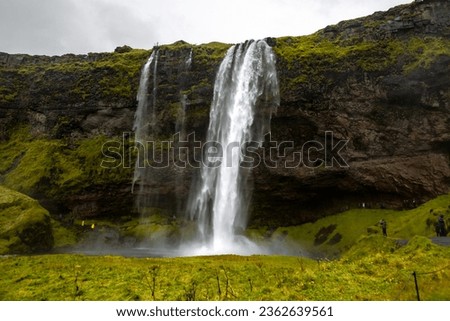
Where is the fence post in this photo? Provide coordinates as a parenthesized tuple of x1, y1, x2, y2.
(412, 271, 420, 301)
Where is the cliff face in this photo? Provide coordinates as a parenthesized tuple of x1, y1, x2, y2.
(262, 0, 450, 223)
(0, 0, 449, 225)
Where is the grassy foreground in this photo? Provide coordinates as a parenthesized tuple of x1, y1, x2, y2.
(0, 235, 449, 301)
(1, 194, 449, 300)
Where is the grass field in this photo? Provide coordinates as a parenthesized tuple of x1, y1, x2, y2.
(1, 194, 449, 301)
(0, 235, 448, 300)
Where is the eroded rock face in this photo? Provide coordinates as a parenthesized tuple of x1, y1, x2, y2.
(0, 0, 449, 225)
(259, 54, 450, 224)
(252, 0, 450, 224)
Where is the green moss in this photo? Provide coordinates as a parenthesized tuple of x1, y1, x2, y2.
(274, 32, 450, 93)
(0, 49, 151, 102)
(3, 139, 61, 193)
(0, 86, 17, 102)
(0, 185, 53, 254)
(183, 78, 212, 100)
(56, 135, 133, 193)
(192, 42, 231, 65)
(343, 234, 401, 260)
(119, 211, 179, 242)
(395, 37, 450, 73)
(41, 49, 151, 76)
(167, 102, 183, 120)
(93, 49, 150, 98)
(186, 105, 211, 123)
(275, 34, 341, 65)
(160, 40, 192, 51)
(51, 219, 78, 248)
(0, 130, 27, 175)
(0, 127, 132, 196)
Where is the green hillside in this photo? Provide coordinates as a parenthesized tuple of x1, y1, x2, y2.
(266, 194, 450, 257)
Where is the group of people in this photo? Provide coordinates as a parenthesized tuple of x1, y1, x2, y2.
(378, 214, 447, 238)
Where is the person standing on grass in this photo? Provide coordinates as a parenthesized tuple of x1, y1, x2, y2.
(437, 215, 447, 237)
(379, 219, 387, 237)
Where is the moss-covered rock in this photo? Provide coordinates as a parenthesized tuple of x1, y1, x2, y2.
(0, 126, 134, 218)
(0, 185, 53, 254)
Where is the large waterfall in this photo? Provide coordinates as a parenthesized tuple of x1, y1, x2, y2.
(186, 40, 280, 254)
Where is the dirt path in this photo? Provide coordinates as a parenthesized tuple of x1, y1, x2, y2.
(396, 237, 450, 247)
(430, 237, 450, 246)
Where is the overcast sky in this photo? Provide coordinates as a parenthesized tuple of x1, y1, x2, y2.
(0, 0, 411, 55)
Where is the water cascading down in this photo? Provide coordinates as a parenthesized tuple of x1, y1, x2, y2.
(132, 48, 159, 211)
(133, 47, 193, 220)
(174, 48, 193, 215)
(186, 39, 279, 254)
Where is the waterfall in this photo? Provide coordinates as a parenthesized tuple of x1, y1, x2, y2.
(185, 48, 193, 69)
(150, 50, 159, 130)
(186, 40, 280, 254)
(132, 49, 159, 206)
(133, 47, 193, 219)
(174, 49, 193, 216)
(175, 49, 192, 144)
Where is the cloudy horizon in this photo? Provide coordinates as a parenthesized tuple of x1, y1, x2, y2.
(0, 0, 411, 56)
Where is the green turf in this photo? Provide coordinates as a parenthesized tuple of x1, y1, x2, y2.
(0, 235, 448, 300)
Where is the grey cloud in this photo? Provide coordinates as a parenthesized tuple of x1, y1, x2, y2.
(0, 0, 411, 55)
(0, 0, 80, 54)
(0, 0, 159, 54)
(73, 0, 159, 52)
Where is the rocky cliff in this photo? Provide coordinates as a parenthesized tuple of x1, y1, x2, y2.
(0, 0, 449, 226)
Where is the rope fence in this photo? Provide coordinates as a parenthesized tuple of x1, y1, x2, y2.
(410, 264, 450, 301)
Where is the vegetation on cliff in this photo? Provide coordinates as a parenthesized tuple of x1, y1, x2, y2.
(274, 33, 450, 100)
(0, 127, 132, 197)
(0, 185, 53, 254)
(0, 48, 150, 104)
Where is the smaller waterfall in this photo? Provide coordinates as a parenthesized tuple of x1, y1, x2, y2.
(133, 52, 154, 158)
(185, 49, 193, 69)
(132, 49, 159, 210)
(174, 49, 193, 215)
(150, 50, 159, 129)
(175, 49, 192, 141)
(175, 93, 188, 147)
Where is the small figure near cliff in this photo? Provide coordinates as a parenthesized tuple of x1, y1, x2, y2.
(379, 219, 387, 237)
(436, 215, 447, 237)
